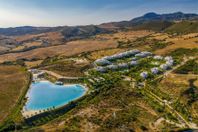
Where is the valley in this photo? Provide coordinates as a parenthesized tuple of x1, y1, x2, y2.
(0, 12, 197, 132)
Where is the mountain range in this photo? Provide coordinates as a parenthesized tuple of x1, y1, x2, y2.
(0, 12, 198, 37)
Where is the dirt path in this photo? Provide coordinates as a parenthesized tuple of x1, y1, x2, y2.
(41, 70, 81, 80)
(145, 57, 198, 128)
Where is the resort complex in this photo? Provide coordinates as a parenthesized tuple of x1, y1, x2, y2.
(93, 49, 174, 80)
(0, 3, 197, 130)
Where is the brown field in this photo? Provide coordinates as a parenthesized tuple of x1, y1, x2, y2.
(14, 34, 45, 42)
(40, 32, 64, 42)
(153, 33, 198, 55)
(41, 58, 91, 77)
(11, 41, 43, 51)
(0, 30, 153, 63)
(87, 48, 125, 60)
(0, 65, 29, 123)
(14, 31, 64, 42)
(159, 73, 198, 121)
(0, 46, 9, 53)
(0, 39, 117, 62)
(95, 30, 152, 41)
(11, 32, 65, 52)
(25, 60, 43, 68)
(159, 73, 198, 98)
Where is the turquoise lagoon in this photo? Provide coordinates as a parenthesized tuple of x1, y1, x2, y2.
(25, 81, 86, 111)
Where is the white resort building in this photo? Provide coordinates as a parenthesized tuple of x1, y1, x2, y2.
(118, 63, 129, 69)
(160, 64, 169, 70)
(140, 71, 148, 79)
(94, 50, 175, 81)
(154, 55, 163, 60)
(151, 67, 159, 74)
(106, 64, 119, 70)
(95, 59, 112, 66)
(95, 67, 107, 73)
(129, 61, 138, 66)
(135, 51, 152, 58)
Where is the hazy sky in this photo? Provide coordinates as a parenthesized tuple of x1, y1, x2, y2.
(0, 0, 197, 27)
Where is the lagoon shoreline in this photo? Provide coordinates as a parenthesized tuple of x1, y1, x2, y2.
(22, 79, 88, 118)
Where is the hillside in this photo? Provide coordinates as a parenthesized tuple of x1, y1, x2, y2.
(0, 12, 197, 131)
(61, 25, 113, 41)
(0, 25, 112, 54)
(0, 12, 197, 37)
(0, 65, 30, 125)
(132, 20, 173, 31)
(101, 12, 198, 28)
(165, 21, 198, 34)
(0, 26, 63, 36)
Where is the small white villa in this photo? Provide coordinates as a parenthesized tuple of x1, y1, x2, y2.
(131, 57, 137, 61)
(118, 63, 129, 69)
(165, 56, 173, 61)
(129, 61, 138, 66)
(154, 55, 163, 60)
(140, 71, 148, 79)
(95, 59, 111, 66)
(95, 67, 106, 73)
(160, 64, 169, 70)
(135, 51, 152, 58)
(101, 49, 140, 61)
(166, 59, 174, 65)
(151, 67, 159, 74)
(106, 64, 119, 70)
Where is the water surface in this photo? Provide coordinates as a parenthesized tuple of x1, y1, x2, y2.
(25, 81, 86, 111)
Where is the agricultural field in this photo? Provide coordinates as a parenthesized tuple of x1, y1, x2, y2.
(0, 65, 30, 124)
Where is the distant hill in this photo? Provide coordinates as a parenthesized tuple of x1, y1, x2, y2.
(100, 12, 198, 33)
(0, 25, 112, 42)
(165, 21, 198, 34)
(0, 26, 63, 36)
(131, 20, 174, 31)
(101, 12, 198, 28)
(0, 12, 197, 37)
(61, 25, 112, 41)
(130, 12, 198, 25)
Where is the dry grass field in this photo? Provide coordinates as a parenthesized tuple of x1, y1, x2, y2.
(86, 48, 125, 60)
(152, 33, 198, 55)
(14, 32, 63, 43)
(25, 60, 43, 68)
(0, 30, 152, 63)
(95, 30, 152, 41)
(159, 73, 198, 99)
(14, 34, 45, 42)
(0, 39, 117, 62)
(0, 65, 29, 123)
(41, 58, 91, 77)
(159, 73, 198, 123)
(11, 41, 43, 51)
